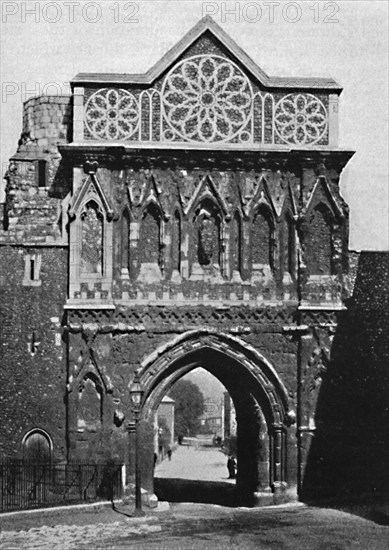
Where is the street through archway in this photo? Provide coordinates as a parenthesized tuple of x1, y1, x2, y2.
(155, 441, 235, 483)
(154, 440, 236, 506)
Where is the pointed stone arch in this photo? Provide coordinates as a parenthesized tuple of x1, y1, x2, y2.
(251, 203, 275, 274)
(69, 173, 115, 221)
(185, 174, 229, 218)
(78, 370, 104, 425)
(67, 354, 111, 459)
(190, 196, 224, 279)
(138, 330, 289, 422)
(68, 173, 114, 302)
(138, 201, 164, 281)
(135, 330, 294, 505)
(304, 176, 344, 222)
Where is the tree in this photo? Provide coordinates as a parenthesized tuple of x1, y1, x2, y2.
(168, 379, 204, 439)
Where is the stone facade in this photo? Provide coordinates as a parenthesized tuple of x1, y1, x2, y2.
(1, 17, 386, 505)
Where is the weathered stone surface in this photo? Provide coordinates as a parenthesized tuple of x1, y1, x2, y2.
(2, 19, 386, 506)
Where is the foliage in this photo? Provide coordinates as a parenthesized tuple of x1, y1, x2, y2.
(168, 379, 204, 438)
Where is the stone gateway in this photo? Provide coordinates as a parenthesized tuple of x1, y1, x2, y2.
(2, 17, 386, 506)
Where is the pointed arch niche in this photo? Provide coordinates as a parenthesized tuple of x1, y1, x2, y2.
(80, 200, 103, 275)
(251, 205, 274, 281)
(68, 174, 114, 302)
(282, 211, 296, 282)
(305, 203, 334, 276)
(66, 351, 113, 461)
(77, 372, 104, 430)
(190, 198, 223, 280)
(138, 202, 163, 282)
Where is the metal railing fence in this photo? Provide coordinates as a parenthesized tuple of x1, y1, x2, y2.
(0, 459, 122, 513)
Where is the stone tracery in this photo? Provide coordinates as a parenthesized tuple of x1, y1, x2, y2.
(274, 93, 327, 145)
(85, 88, 139, 140)
(161, 55, 253, 143)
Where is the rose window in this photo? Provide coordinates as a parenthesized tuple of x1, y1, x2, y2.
(85, 88, 139, 140)
(161, 55, 253, 143)
(274, 93, 327, 145)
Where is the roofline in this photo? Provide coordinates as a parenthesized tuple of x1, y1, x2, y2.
(71, 16, 341, 92)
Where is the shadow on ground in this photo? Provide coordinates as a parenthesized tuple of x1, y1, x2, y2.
(303, 495, 389, 527)
(154, 478, 237, 507)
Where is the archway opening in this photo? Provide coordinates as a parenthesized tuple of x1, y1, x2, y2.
(153, 368, 239, 506)
(137, 334, 289, 507)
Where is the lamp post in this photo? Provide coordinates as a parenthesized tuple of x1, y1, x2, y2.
(129, 372, 145, 517)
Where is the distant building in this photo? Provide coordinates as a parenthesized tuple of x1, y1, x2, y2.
(200, 398, 223, 437)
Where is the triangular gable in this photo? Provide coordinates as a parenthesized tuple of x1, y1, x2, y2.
(304, 177, 344, 220)
(274, 178, 298, 220)
(184, 174, 229, 217)
(69, 174, 115, 220)
(137, 173, 167, 219)
(72, 17, 340, 91)
(281, 181, 298, 219)
(77, 357, 109, 395)
(242, 174, 276, 218)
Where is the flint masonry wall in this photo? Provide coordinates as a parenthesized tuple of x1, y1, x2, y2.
(0, 95, 71, 459)
(66, 310, 298, 465)
(0, 246, 67, 459)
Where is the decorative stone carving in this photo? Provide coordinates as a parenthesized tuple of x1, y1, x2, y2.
(304, 204, 333, 276)
(198, 215, 219, 266)
(161, 55, 252, 143)
(140, 204, 162, 266)
(300, 328, 332, 430)
(68, 306, 296, 332)
(252, 207, 272, 267)
(274, 93, 327, 145)
(81, 201, 103, 274)
(192, 199, 222, 278)
(78, 373, 103, 426)
(85, 88, 139, 140)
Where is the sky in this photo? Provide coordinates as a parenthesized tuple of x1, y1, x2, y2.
(0, 0, 388, 250)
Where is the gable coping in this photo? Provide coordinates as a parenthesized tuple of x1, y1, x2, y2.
(71, 16, 341, 91)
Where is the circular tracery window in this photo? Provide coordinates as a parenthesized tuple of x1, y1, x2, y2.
(161, 55, 253, 143)
(274, 93, 327, 145)
(85, 88, 139, 140)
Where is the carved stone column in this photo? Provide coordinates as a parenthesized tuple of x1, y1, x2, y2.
(272, 425, 286, 498)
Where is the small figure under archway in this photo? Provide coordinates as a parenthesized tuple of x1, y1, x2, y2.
(227, 455, 237, 479)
